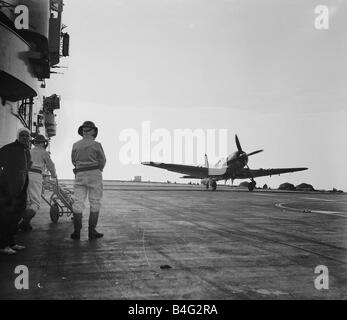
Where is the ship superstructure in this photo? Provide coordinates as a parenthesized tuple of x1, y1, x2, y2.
(0, 0, 69, 147)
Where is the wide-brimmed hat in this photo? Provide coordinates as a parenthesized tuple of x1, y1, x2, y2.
(78, 121, 98, 137)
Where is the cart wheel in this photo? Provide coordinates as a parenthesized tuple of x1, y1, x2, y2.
(50, 204, 60, 223)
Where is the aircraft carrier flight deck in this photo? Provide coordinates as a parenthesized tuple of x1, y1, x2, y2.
(0, 182, 346, 300)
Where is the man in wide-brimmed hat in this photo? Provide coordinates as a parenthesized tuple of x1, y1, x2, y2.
(70, 121, 106, 240)
(19, 134, 57, 232)
(0, 128, 32, 255)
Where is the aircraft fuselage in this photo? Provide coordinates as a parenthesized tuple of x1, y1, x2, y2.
(203, 151, 249, 182)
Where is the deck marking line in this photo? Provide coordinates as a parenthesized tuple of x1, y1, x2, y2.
(276, 203, 347, 218)
(301, 197, 343, 202)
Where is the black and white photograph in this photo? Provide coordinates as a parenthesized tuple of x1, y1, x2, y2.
(0, 0, 347, 306)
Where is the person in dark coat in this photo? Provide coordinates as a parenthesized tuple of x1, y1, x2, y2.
(0, 128, 32, 255)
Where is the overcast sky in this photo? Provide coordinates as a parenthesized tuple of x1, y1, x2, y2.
(44, 0, 347, 190)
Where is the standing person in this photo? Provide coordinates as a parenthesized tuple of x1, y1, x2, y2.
(0, 128, 32, 255)
(70, 121, 106, 240)
(19, 135, 57, 232)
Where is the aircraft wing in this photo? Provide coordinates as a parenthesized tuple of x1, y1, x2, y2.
(235, 167, 308, 179)
(142, 161, 209, 178)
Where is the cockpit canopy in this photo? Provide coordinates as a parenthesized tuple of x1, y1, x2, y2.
(214, 151, 248, 168)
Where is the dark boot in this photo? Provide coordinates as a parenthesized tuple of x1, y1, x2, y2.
(18, 209, 36, 232)
(88, 211, 103, 239)
(70, 213, 82, 240)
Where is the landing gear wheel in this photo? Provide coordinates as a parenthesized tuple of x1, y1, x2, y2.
(50, 204, 60, 223)
(248, 181, 256, 192)
(206, 184, 209, 189)
(211, 181, 217, 191)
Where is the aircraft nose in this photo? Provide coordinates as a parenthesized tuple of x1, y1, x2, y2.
(243, 153, 249, 165)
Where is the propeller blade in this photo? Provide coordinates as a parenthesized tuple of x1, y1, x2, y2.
(246, 149, 264, 157)
(235, 135, 243, 152)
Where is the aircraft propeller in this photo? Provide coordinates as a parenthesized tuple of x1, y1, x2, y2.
(235, 135, 264, 159)
(246, 149, 264, 157)
(235, 134, 243, 153)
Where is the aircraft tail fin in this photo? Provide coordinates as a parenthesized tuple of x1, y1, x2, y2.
(204, 154, 209, 168)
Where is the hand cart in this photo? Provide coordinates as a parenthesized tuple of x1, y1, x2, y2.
(41, 176, 74, 223)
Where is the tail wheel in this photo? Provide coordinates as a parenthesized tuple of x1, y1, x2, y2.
(50, 204, 60, 223)
(211, 181, 217, 191)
